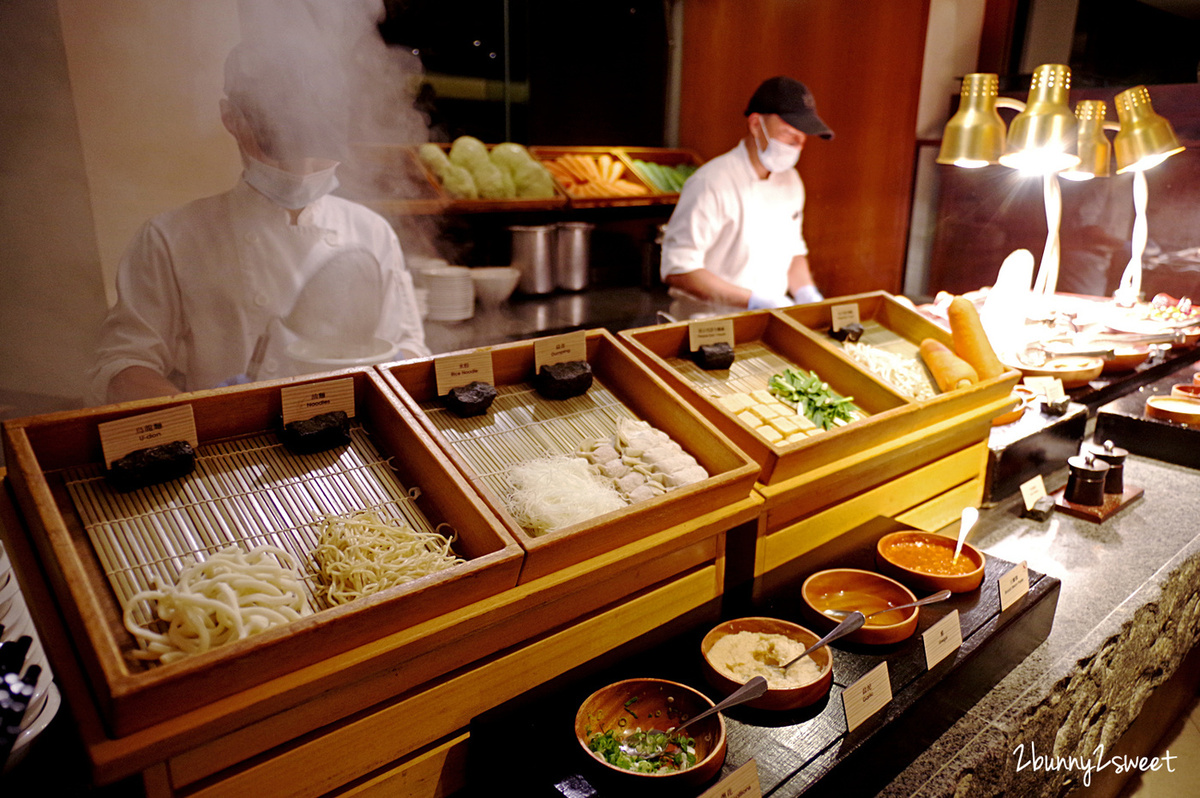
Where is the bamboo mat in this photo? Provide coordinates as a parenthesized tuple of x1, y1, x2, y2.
(665, 341, 800, 396)
(63, 426, 435, 625)
(418, 377, 641, 508)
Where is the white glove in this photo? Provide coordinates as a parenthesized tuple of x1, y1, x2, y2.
(790, 284, 824, 305)
(748, 292, 790, 310)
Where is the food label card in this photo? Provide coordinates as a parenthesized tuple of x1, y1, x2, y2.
(688, 318, 736, 352)
(1019, 475, 1049, 511)
(534, 331, 587, 371)
(281, 378, 356, 426)
(99, 405, 198, 467)
(922, 609, 963, 670)
(435, 350, 495, 396)
(699, 759, 762, 798)
(843, 661, 891, 732)
(830, 303, 861, 332)
(1024, 376, 1065, 402)
(999, 560, 1030, 611)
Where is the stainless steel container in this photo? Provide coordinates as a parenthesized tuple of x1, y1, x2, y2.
(554, 222, 593, 291)
(509, 225, 556, 294)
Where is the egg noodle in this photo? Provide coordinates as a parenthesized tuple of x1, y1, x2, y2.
(123, 545, 311, 664)
(313, 510, 463, 604)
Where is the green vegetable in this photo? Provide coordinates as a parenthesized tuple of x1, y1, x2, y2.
(440, 163, 478, 199)
(586, 728, 698, 774)
(633, 159, 698, 193)
(767, 367, 860, 430)
(417, 143, 451, 178)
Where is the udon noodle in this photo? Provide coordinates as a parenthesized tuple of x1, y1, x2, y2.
(123, 545, 310, 665)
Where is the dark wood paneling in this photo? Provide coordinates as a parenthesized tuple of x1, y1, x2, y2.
(679, 0, 932, 297)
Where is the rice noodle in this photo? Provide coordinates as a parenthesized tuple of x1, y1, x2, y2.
(842, 342, 936, 400)
(313, 510, 463, 604)
(123, 545, 310, 665)
(505, 456, 626, 536)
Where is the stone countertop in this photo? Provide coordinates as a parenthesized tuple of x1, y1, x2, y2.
(881, 452, 1200, 797)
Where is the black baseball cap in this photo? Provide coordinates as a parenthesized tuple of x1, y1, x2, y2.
(745, 76, 834, 140)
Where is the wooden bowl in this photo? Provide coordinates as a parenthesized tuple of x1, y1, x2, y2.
(800, 568, 919, 645)
(991, 385, 1036, 427)
(876, 531, 986, 593)
(575, 678, 726, 785)
(1015, 356, 1104, 388)
(1146, 395, 1200, 426)
(1102, 346, 1151, 374)
(1171, 384, 1200, 400)
(700, 617, 833, 711)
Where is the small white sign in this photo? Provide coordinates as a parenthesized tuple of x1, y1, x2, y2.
(843, 661, 891, 732)
(830, 303, 861, 332)
(533, 330, 588, 370)
(434, 349, 495, 396)
(698, 758, 762, 798)
(1019, 475, 1048, 511)
(99, 405, 198, 467)
(281, 378, 355, 425)
(1024, 376, 1065, 402)
(923, 609, 963, 670)
(688, 318, 736, 352)
(999, 560, 1030, 612)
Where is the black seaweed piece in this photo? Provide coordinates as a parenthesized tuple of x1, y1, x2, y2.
(691, 341, 735, 370)
(442, 381, 498, 418)
(534, 360, 593, 400)
(280, 410, 351, 454)
(828, 322, 865, 343)
(1044, 396, 1071, 417)
(106, 440, 196, 492)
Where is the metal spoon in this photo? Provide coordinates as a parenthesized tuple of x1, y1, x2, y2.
(778, 611, 867, 673)
(823, 589, 953, 622)
(617, 675, 768, 760)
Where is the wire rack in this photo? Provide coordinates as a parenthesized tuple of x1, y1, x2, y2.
(418, 376, 642, 509)
(63, 426, 435, 625)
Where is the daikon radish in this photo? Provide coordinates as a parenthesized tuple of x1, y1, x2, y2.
(919, 339, 978, 392)
(948, 296, 1006, 380)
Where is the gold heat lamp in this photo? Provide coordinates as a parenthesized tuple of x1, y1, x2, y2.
(937, 73, 1006, 168)
(997, 64, 1080, 174)
(1060, 100, 1111, 181)
(1113, 85, 1184, 173)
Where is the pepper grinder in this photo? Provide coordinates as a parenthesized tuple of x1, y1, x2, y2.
(1086, 439, 1128, 495)
(1065, 454, 1109, 506)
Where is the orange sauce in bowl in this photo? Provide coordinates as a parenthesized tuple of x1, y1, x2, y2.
(886, 540, 977, 576)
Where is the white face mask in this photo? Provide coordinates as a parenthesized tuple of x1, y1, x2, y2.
(243, 155, 340, 210)
(755, 119, 802, 173)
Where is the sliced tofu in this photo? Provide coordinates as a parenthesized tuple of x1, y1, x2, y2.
(770, 416, 802, 435)
(750, 389, 775, 405)
(757, 425, 784, 444)
(736, 409, 759, 428)
(750, 403, 781, 422)
(718, 393, 755, 413)
(793, 412, 818, 430)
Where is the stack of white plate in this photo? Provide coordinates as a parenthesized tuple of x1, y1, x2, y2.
(1, 541, 59, 773)
(405, 255, 448, 291)
(423, 266, 475, 322)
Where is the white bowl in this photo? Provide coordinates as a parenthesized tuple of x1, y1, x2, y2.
(470, 267, 520, 307)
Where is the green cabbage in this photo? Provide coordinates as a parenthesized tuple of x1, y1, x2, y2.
(441, 163, 479, 199)
(449, 136, 490, 171)
(418, 143, 451, 178)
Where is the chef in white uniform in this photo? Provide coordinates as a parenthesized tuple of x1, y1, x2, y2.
(660, 76, 832, 317)
(89, 40, 429, 405)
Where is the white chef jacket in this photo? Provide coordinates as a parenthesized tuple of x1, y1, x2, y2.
(88, 179, 429, 404)
(660, 140, 808, 299)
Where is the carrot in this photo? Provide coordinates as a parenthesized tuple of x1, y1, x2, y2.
(919, 338, 978, 392)
(947, 296, 1006, 380)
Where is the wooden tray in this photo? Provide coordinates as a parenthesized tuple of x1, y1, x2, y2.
(529, 146, 659, 208)
(618, 310, 915, 484)
(376, 329, 760, 582)
(467, 520, 1060, 797)
(0, 368, 523, 737)
(618, 146, 703, 198)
